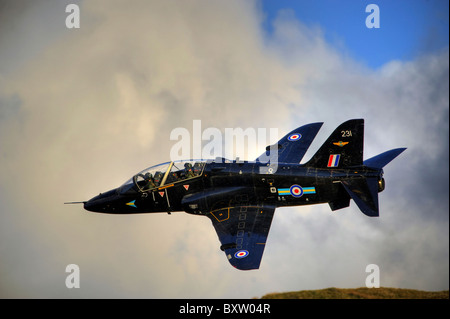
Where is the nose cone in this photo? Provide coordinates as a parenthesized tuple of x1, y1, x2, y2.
(84, 189, 119, 213)
(83, 198, 102, 212)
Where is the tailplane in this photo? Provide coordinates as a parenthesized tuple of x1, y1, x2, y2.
(363, 148, 407, 169)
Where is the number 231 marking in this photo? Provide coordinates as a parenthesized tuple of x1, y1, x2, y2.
(341, 130, 352, 137)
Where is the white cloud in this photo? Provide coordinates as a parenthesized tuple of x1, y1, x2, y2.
(0, 0, 448, 298)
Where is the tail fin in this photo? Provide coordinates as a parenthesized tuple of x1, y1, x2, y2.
(304, 119, 364, 168)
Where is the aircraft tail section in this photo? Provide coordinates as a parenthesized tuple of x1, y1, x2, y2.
(304, 119, 364, 168)
(336, 148, 406, 217)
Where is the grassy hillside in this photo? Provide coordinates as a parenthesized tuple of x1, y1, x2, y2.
(260, 287, 449, 299)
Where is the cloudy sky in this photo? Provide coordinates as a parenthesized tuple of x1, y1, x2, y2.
(0, 0, 448, 298)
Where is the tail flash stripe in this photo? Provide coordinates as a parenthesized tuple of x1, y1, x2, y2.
(328, 154, 340, 167)
(327, 155, 333, 167)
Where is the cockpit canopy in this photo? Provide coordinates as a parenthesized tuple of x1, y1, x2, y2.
(118, 160, 206, 194)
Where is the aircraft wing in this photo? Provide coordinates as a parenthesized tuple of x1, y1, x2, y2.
(206, 205, 276, 270)
(255, 122, 323, 164)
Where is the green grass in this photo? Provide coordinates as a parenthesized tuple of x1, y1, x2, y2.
(259, 287, 449, 299)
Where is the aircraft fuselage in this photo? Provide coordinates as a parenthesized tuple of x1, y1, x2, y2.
(84, 159, 382, 215)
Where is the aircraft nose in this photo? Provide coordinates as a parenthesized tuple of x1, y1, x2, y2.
(83, 199, 100, 212)
(84, 189, 119, 213)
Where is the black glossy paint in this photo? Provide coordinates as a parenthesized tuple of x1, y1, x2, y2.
(81, 119, 406, 270)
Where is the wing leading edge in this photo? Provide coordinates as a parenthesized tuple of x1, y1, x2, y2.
(255, 122, 323, 164)
(206, 205, 276, 270)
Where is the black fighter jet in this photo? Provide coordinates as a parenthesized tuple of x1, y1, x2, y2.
(72, 119, 406, 270)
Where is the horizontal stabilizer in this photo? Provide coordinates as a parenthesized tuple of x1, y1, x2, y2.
(341, 177, 379, 217)
(364, 148, 407, 169)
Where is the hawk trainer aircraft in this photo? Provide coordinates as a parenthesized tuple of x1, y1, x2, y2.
(71, 119, 406, 270)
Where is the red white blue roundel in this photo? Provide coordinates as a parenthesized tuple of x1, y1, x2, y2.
(290, 185, 304, 197)
(288, 133, 302, 141)
(234, 250, 249, 259)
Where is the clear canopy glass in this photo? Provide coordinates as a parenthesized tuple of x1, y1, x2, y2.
(118, 160, 206, 194)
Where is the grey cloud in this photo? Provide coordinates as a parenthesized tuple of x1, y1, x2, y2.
(0, 0, 448, 298)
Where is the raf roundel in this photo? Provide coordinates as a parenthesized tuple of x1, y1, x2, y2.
(287, 133, 302, 141)
(234, 250, 249, 259)
(290, 185, 304, 198)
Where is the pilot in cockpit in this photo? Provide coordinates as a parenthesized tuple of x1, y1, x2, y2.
(153, 172, 163, 186)
(184, 163, 195, 178)
(144, 172, 156, 189)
